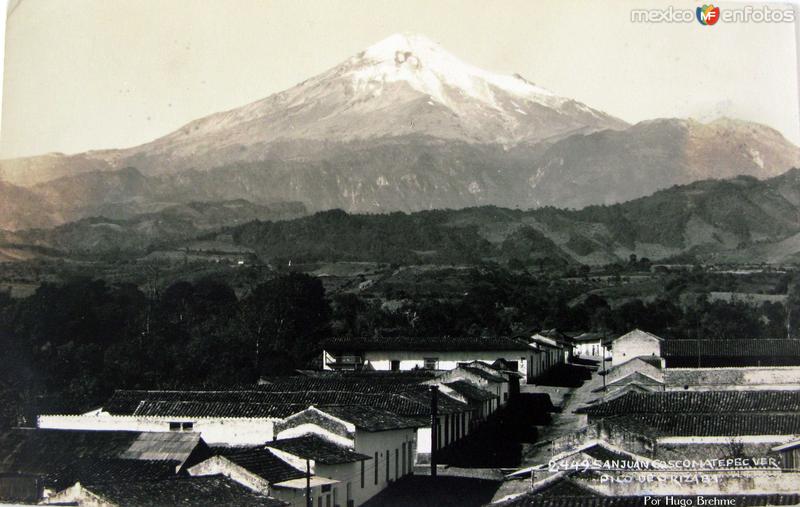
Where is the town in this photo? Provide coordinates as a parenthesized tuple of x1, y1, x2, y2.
(2, 325, 799, 506)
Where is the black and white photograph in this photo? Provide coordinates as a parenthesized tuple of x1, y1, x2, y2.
(1, 0, 800, 505)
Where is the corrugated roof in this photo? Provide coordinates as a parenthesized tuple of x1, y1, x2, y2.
(119, 432, 202, 463)
(266, 435, 371, 465)
(321, 335, 532, 352)
(576, 391, 800, 416)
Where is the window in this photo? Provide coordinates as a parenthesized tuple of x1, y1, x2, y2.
(374, 452, 378, 484)
(169, 422, 181, 431)
(181, 422, 194, 431)
(407, 442, 413, 474)
(326, 496, 331, 507)
(401, 443, 406, 475)
(444, 415, 450, 444)
(321, 485, 332, 493)
(318, 496, 322, 507)
(395, 449, 399, 480)
(360, 460, 365, 488)
(390, 360, 400, 371)
(386, 449, 390, 482)
(423, 357, 438, 370)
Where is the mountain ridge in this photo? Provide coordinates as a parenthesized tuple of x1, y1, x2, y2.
(3, 169, 799, 265)
(1, 33, 798, 228)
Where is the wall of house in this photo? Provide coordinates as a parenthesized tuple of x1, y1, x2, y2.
(574, 342, 611, 359)
(271, 483, 328, 507)
(663, 367, 800, 391)
(37, 414, 276, 446)
(188, 456, 270, 494)
(611, 335, 661, 367)
(345, 428, 416, 506)
(527, 347, 563, 381)
(607, 358, 664, 384)
(42, 484, 113, 507)
(361, 351, 528, 376)
(434, 369, 507, 411)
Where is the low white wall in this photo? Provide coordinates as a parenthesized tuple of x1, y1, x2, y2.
(363, 351, 528, 376)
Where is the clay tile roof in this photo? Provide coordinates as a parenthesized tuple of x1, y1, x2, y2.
(317, 405, 427, 431)
(663, 339, 800, 358)
(209, 446, 305, 484)
(444, 381, 497, 402)
(0, 429, 198, 476)
(266, 435, 371, 465)
(43, 458, 179, 490)
(461, 366, 507, 383)
(576, 391, 800, 416)
(81, 475, 287, 506)
(604, 413, 800, 437)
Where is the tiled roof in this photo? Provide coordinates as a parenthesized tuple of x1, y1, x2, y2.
(82, 475, 287, 506)
(133, 400, 303, 419)
(461, 366, 507, 383)
(256, 377, 429, 394)
(606, 413, 800, 437)
(0, 429, 139, 475)
(318, 405, 427, 431)
(663, 339, 800, 357)
(580, 444, 636, 463)
(266, 435, 371, 465)
(605, 371, 663, 387)
(321, 335, 532, 352)
(444, 381, 497, 402)
(576, 391, 800, 416)
(291, 370, 438, 382)
(107, 384, 471, 419)
(614, 329, 663, 343)
(43, 458, 179, 490)
(209, 446, 305, 484)
(572, 332, 615, 344)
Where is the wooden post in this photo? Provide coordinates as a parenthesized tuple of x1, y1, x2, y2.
(306, 459, 312, 507)
(430, 385, 438, 478)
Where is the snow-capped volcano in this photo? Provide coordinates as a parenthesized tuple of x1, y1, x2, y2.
(2, 33, 798, 229)
(1, 33, 627, 184)
(118, 32, 627, 169)
(350, 33, 563, 111)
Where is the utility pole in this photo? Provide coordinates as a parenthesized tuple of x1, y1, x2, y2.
(429, 385, 438, 478)
(306, 459, 312, 507)
(602, 329, 607, 391)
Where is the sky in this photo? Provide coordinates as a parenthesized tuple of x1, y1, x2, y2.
(0, 0, 798, 158)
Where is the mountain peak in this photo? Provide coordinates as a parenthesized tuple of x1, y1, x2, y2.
(349, 32, 564, 113)
(362, 33, 446, 62)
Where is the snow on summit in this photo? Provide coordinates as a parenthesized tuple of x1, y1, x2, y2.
(349, 33, 563, 111)
(123, 32, 628, 154)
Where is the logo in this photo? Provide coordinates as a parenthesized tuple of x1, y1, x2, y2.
(697, 4, 720, 25)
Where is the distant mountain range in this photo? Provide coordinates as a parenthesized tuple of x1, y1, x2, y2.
(1, 33, 798, 231)
(3, 169, 800, 265)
